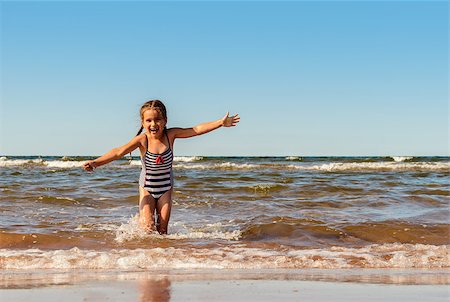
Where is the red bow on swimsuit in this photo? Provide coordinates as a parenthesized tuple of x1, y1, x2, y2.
(155, 155, 164, 164)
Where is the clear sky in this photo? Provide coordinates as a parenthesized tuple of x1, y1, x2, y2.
(1, 0, 448, 156)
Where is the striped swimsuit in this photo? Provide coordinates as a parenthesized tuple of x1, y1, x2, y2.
(139, 133, 174, 200)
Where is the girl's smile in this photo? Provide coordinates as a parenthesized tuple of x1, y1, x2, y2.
(149, 127, 159, 135)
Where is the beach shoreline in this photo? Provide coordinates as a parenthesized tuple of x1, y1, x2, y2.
(2, 155, 449, 300)
(1, 269, 449, 302)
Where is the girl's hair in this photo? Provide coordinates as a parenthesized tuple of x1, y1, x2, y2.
(135, 99, 168, 136)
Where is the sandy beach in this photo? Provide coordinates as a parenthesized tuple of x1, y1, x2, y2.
(1, 269, 449, 302)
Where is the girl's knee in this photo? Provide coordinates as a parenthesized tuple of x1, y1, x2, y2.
(139, 211, 155, 227)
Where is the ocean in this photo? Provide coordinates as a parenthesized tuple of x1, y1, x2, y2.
(0, 155, 448, 271)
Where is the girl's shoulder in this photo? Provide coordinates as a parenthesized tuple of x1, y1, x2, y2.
(135, 133, 148, 145)
(166, 127, 185, 136)
(166, 127, 177, 137)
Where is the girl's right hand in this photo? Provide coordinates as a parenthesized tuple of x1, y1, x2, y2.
(221, 112, 240, 127)
(83, 161, 96, 172)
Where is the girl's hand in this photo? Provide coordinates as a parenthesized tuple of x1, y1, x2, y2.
(83, 161, 96, 172)
(222, 112, 240, 127)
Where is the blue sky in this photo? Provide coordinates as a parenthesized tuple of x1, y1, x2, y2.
(1, 1, 448, 156)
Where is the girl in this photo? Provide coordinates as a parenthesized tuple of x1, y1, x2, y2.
(83, 100, 240, 234)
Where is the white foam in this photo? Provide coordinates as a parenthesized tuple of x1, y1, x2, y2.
(173, 162, 258, 170)
(391, 156, 414, 162)
(162, 221, 242, 241)
(114, 215, 153, 244)
(215, 162, 258, 169)
(289, 162, 450, 172)
(1, 157, 448, 172)
(128, 160, 143, 166)
(45, 161, 84, 168)
(285, 156, 302, 161)
(0, 243, 447, 270)
(114, 216, 242, 243)
(0, 158, 84, 168)
(176, 161, 449, 172)
(174, 156, 204, 162)
(166, 230, 241, 241)
(0, 158, 45, 167)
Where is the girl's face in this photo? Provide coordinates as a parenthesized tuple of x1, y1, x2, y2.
(142, 109, 167, 137)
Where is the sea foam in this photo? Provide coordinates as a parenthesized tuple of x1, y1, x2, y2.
(291, 162, 450, 172)
(1, 156, 448, 172)
(114, 216, 241, 244)
(391, 156, 414, 162)
(0, 243, 447, 270)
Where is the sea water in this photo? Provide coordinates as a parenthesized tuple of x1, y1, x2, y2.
(0, 156, 448, 270)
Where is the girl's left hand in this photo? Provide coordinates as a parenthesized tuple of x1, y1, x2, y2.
(222, 112, 240, 127)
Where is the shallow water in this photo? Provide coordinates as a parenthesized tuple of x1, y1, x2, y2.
(0, 155, 448, 270)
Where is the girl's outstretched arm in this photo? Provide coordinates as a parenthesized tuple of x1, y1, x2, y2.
(83, 135, 142, 171)
(170, 112, 240, 139)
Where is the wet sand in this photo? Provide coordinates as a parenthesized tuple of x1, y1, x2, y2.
(1, 269, 449, 302)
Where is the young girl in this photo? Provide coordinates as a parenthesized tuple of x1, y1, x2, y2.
(83, 100, 240, 234)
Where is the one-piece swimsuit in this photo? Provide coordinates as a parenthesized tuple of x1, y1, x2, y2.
(139, 132, 173, 200)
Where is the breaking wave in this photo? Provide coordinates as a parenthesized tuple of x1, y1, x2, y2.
(1, 156, 448, 172)
(0, 243, 447, 270)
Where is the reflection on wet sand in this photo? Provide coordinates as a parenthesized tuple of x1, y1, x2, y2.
(1, 269, 449, 290)
(138, 277, 171, 302)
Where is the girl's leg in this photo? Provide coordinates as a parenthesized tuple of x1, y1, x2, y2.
(138, 186, 157, 232)
(155, 189, 173, 234)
